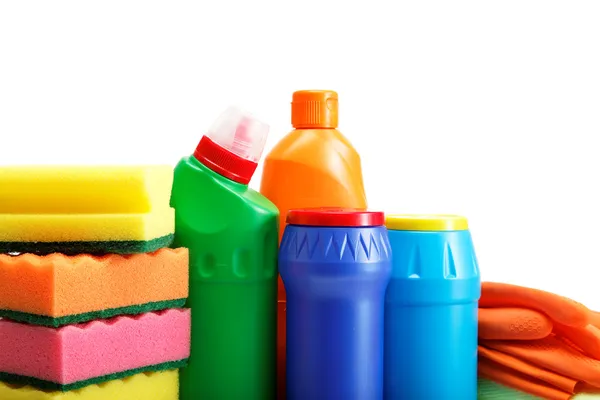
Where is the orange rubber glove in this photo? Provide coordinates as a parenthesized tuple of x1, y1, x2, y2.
(478, 357, 573, 400)
(553, 323, 600, 360)
(479, 307, 553, 340)
(478, 282, 600, 398)
(479, 282, 591, 329)
(478, 345, 578, 393)
(478, 282, 600, 358)
(481, 336, 600, 388)
(590, 311, 600, 330)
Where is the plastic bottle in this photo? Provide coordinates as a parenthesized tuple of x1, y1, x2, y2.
(260, 90, 368, 398)
(383, 215, 481, 400)
(171, 107, 279, 400)
(279, 208, 392, 400)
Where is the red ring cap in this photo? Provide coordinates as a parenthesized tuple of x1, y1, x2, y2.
(193, 136, 258, 185)
(286, 208, 385, 227)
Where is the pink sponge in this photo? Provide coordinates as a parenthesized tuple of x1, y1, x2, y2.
(0, 308, 190, 391)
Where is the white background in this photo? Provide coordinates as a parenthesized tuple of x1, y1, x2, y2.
(1, 1, 599, 308)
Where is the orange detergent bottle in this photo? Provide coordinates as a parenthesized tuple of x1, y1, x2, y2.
(259, 90, 368, 399)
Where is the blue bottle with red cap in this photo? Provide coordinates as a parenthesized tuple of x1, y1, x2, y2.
(279, 208, 392, 400)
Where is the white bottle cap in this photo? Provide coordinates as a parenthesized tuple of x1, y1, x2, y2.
(206, 106, 269, 163)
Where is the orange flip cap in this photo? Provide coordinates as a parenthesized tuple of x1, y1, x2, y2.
(291, 90, 338, 129)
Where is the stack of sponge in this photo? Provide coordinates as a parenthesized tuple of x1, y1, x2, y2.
(0, 166, 190, 400)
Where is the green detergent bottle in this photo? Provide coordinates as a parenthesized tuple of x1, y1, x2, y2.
(171, 107, 278, 400)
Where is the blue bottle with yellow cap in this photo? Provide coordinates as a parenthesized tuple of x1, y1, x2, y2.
(280, 208, 392, 400)
(383, 215, 481, 400)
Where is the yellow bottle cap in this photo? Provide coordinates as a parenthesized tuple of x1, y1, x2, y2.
(385, 214, 469, 232)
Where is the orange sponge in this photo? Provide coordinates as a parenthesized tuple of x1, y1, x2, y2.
(0, 248, 189, 327)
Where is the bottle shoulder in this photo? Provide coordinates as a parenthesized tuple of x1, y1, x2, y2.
(171, 156, 279, 222)
(260, 129, 367, 206)
(266, 128, 359, 159)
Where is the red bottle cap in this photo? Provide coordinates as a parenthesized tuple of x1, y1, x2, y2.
(286, 208, 385, 227)
(194, 136, 258, 184)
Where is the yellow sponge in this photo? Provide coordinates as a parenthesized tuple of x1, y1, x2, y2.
(0, 370, 178, 400)
(0, 166, 175, 254)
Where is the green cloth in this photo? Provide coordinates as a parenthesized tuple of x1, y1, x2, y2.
(478, 378, 541, 399)
(478, 378, 600, 399)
